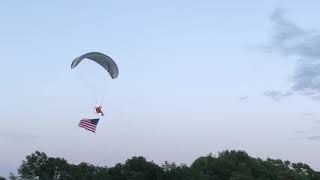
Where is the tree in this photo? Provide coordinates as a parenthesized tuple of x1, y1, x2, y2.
(18, 151, 70, 179)
(122, 156, 162, 180)
(13, 150, 320, 180)
(161, 161, 192, 180)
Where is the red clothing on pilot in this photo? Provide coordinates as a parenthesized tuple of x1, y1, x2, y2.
(95, 105, 104, 116)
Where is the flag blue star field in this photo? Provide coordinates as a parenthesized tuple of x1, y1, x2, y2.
(79, 118, 100, 133)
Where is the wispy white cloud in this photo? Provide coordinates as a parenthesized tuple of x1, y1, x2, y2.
(307, 136, 320, 141)
(0, 131, 39, 143)
(263, 90, 292, 101)
(292, 126, 320, 141)
(265, 9, 320, 100)
(239, 96, 248, 101)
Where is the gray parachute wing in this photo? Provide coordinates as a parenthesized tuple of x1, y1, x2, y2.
(71, 52, 119, 79)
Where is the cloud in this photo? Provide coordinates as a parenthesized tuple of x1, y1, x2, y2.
(292, 126, 320, 141)
(263, 90, 292, 101)
(294, 130, 306, 134)
(302, 112, 313, 116)
(307, 136, 320, 141)
(0, 131, 39, 143)
(239, 96, 248, 101)
(266, 9, 320, 99)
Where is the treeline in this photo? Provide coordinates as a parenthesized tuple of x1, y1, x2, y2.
(3, 150, 320, 180)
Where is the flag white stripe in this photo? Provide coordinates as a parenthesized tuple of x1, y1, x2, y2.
(79, 124, 96, 132)
(79, 121, 96, 128)
(79, 123, 96, 131)
(78, 119, 99, 133)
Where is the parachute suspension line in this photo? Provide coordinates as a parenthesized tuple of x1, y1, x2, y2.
(76, 69, 106, 110)
(100, 96, 105, 106)
(76, 69, 99, 102)
(71, 52, 118, 116)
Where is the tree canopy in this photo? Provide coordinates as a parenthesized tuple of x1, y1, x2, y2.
(5, 150, 320, 180)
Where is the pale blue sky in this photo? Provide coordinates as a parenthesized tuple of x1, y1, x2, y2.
(1, 0, 320, 177)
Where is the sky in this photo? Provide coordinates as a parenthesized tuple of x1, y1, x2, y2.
(1, 0, 320, 177)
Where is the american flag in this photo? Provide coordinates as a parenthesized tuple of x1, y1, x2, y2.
(78, 118, 100, 133)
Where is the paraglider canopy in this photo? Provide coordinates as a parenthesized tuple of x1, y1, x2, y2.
(71, 52, 119, 79)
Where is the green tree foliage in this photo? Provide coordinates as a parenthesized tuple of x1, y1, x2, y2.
(161, 161, 192, 180)
(14, 150, 320, 180)
(107, 156, 163, 180)
(18, 151, 69, 179)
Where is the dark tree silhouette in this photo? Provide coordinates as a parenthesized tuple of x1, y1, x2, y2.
(13, 150, 320, 180)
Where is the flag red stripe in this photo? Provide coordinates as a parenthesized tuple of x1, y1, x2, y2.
(78, 119, 99, 133)
(79, 124, 96, 132)
(79, 121, 96, 128)
(79, 123, 96, 131)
